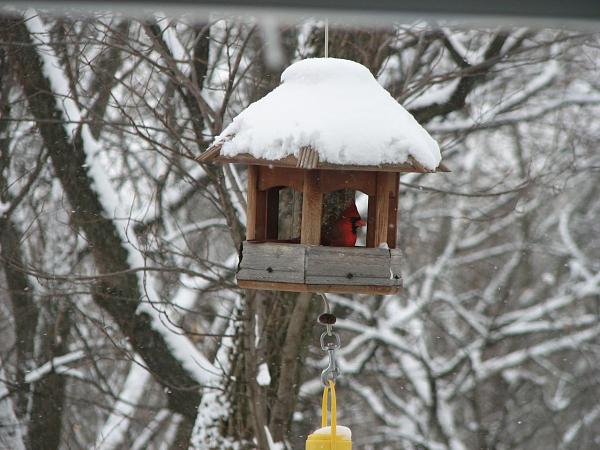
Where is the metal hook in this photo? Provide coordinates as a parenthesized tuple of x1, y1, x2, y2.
(320, 331, 341, 386)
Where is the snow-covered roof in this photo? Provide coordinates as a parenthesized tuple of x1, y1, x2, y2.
(202, 58, 442, 171)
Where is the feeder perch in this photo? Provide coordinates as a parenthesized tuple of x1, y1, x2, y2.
(197, 58, 447, 295)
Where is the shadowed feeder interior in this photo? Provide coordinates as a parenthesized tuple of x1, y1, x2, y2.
(245, 165, 399, 249)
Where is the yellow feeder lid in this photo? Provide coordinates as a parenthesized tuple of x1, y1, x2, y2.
(306, 381, 352, 450)
(306, 426, 352, 450)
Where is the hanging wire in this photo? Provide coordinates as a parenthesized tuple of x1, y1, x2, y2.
(324, 18, 329, 58)
(319, 293, 333, 335)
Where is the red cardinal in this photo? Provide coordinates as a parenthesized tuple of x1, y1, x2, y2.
(321, 202, 366, 247)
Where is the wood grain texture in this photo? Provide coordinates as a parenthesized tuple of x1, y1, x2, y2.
(306, 246, 391, 277)
(390, 249, 403, 282)
(255, 190, 267, 241)
(319, 170, 377, 196)
(212, 152, 447, 173)
(374, 172, 391, 246)
(237, 279, 402, 295)
(305, 246, 400, 286)
(300, 171, 323, 245)
(258, 166, 304, 192)
(387, 172, 400, 249)
(246, 165, 259, 240)
(366, 195, 376, 248)
(237, 242, 403, 292)
(237, 242, 305, 283)
(297, 146, 319, 169)
(195, 141, 223, 163)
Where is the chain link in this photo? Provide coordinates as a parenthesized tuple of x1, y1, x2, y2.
(318, 293, 341, 386)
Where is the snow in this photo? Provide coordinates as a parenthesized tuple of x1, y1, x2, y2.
(264, 426, 285, 450)
(217, 58, 441, 169)
(155, 13, 190, 76)
(25, 10, 219, 386)
(426, 61, 562, 134)
(130, 409, 171, 450)
(0, 200, 10, 216)
(0, 368, 26, 450)
(310, 425, 352, 440)
(95, 357, 151, 450)
(256, 362, 271, 386)
(560, 404, 600, 449)
(407, 79, 459, 110)
(25, 350, 87, 383)
(190, 295, 242, 449)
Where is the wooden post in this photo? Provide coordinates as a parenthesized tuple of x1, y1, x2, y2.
(366, 195, 376, 248)
(246, 165, 267, 241)
(246, 165, 258, 240)
(301, 170, 323, 245)
(374, 172, 391, 247)
(387, 172, 399, 249)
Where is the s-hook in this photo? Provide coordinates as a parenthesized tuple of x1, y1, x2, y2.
(318, 293, 341, 386)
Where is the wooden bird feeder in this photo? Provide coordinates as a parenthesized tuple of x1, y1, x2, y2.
(198, 145, 447, 295)
(197, 58, 447, 295)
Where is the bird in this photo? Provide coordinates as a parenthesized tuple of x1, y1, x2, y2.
(321, 201, 366, 247)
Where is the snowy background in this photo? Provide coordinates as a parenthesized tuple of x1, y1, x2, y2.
(0, 10, 599, 450)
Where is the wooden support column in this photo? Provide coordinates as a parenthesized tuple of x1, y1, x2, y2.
(246, 165, 267, 240)
(301, 170, 323, 245)
(374, 172, 392, 247)
(366, 195, 376, 248)
(366, 171, 378, 248)
(387, 172, 400, 249)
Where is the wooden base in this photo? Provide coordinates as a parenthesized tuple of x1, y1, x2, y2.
(238, 279, 402, 295)
(237, 241, 403, 295)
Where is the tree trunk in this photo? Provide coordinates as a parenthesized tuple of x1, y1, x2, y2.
(28, 302, 71, 450)
(1, 15, 202, 423)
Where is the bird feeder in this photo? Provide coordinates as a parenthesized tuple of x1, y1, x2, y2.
(197, 58, 447, 295)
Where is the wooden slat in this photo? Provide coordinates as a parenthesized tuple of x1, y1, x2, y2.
(406, 155, 429, 173)
(374, 172, 391, 246)
(297, 146, 319, 169)
(237, 279, 402, 295)
(300, 171, 323, 245)
(306, 246, 391, 278)
(366, 195, 376, 248)
(387, 172, 400, 249)
(214, 152, 444, 173)
(236, 242, 403, 293)
(195, 142, 223, 163)
(237, 242, 305, 283)
(246, 165, 259, 240)
(306, 246, 393, 285)
(255, 190, 267, 241)
(319, 170, 376, 196)
(266, 188, 279, 240)
(390, 249, 403, 283)
(258, 166, 304, 192)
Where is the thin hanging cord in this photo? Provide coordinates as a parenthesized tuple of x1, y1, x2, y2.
(324, 18, 329, 58)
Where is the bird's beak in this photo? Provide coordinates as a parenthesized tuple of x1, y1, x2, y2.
(356, 219, 366, 228)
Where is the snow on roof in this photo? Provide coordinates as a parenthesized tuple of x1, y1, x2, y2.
(216, 58, 441, 170)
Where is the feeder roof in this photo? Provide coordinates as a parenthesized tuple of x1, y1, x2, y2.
(198, 58, 445, 173)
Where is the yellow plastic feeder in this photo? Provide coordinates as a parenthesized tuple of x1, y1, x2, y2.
(306, 380, 352, 450)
